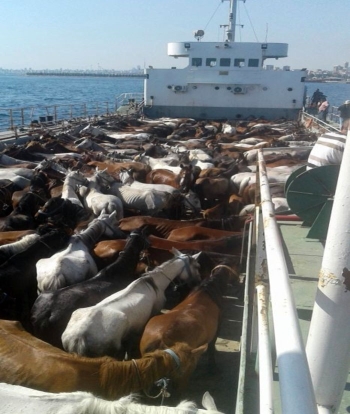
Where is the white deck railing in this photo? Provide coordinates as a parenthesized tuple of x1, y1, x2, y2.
(253, 149, 318, 414)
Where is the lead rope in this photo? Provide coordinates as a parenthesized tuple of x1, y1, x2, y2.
(131, 359, 171, 405)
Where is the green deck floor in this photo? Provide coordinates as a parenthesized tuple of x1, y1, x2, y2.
(273, 221, 350, 414)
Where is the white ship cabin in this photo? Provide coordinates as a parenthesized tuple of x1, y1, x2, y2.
(143, 37, 307, 121)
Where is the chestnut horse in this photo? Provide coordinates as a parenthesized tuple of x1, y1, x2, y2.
(140, 262, 240, 370)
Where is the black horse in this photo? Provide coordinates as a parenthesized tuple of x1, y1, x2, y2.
(0, 228, 70, 329)
(36, 196, 93, 233)
(31, 228, 150, 348)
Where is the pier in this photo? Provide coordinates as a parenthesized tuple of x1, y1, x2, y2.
(26, 71, 147, 78)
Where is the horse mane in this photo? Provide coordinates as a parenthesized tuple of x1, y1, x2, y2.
(82, 394, 202, 414)
(191, 265, 232, 309)
(99, 349, 168, 399)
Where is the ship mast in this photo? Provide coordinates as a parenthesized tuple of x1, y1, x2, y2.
(223, 0, 243, 42)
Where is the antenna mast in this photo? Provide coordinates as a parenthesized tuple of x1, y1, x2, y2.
(222, 0, 244, 42)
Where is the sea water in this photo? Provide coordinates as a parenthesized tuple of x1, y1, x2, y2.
(0, 74, 143, 130)
(1, 74, 350, 130)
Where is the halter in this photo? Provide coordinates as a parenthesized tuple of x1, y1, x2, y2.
(181, 192, 201, 214)
(37, 197, 65, 217)
(210, 264, 239, 279)
(94, 171, 113, 190)
(66, 172, 88, 186)
(131, 348, 181, 404)
(0, 186, 12, 211)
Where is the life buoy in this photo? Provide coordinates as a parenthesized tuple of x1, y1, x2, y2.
(234, 86, 243, 93)
(174, 85, 182, 91)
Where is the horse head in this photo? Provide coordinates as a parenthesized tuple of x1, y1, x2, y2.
(181, 190, 202, 215)
(118, 168, 134, 185)
(170, 248, 201, 285)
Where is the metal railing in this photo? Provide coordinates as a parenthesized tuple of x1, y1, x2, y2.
(115, 93, 144, 113)
(303, 105, 341, 130)
(238, 149, 318, 413)
(0, 100, 117, 133)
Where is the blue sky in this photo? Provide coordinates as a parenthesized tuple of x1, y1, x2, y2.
(1, 0, 348, 71)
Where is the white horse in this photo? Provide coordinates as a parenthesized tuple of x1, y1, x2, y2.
(134, 153, 180, 169)
(118, 169, 202, 215)
(0, 153, 36, 166)
(78, 171, 124, 219)
(95, 169, 177, 216)
(0, 233, 40, 261)
(61, 170, 88, 208)
(75, 138, 108, 153)
(0, 383, 223, 414)
(0, 170, 32, 189)
(62, 248, 202, 358)
(36, 211, 122, 293)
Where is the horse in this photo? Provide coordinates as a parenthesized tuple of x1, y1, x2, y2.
(0, 229, 37, 246)
(145, 164, 195, 192)
(36, 211, 123, 293)
(0, 180, 22, 217)
(87, 160, 151, 182)
(78, 171, 124, 219)
(61, 170, 89, 207)
(148, 234, 246, 256)
(61, 248, 202, 359)
(11, 170, 51, 209)
(193, 176, 233, 209)
(0, 320, 207, 399)
(31, 228, 150, 349)
(0, 185, 48, 232)
(94, 168, 180, 218)
(0, 233, 40, 266)
(118, 215, 243, 238)
(140, 262, 240, 371)
(36, 196, 93, 233)
(0, 383, 223, 414)
(166, 226, 242, 242)
(117, 169, 202, 218)
(0, 228, 70, 327)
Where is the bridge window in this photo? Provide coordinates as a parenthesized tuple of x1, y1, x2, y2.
(234, 58, 245, 67)
(248, 59, 259, 67)
(192, 58, 202, 67)
(220, 58, 231, 67)
(206, 58, 217, 67)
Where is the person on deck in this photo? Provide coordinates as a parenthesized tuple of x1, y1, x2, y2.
(318, 97, 329, 122)
(338, 100, 350, 134)
(311, 89, 322, 106)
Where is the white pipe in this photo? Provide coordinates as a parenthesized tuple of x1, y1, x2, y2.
(306, 128, 350, 413)
(256, 284, 274, 414)
(258, 149, 318, 414)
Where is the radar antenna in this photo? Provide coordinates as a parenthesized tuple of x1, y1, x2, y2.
(193, 30, 204, 41)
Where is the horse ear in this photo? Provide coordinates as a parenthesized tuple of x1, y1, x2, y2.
(191, 252, 202, 261)
(202, 391, 218, 411)
(109, 210, 117, 219)
(191, 343, 208, 356)
(171, 247, 182, 257)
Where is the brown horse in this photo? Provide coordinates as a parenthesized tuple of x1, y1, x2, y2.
(0, 320, 207, 398)
(166, 226, 242, 242)
(140, 263, 240, 371)
(145, 164, 195, 192)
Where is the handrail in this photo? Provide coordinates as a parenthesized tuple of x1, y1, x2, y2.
(0, 100, 116, 133)
(256, 149, 318, 414)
